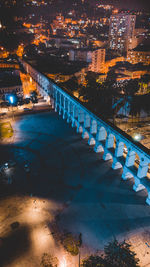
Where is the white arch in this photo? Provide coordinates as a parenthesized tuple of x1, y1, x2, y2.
(97, 126, 107, 141)
(115, 141, 125, 158)
(106, 133, 116, 149)
(84, 113, 90, 128)
(90, 120, 97, 134)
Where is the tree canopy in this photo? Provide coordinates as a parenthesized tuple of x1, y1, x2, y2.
(104, 239, 140, 267)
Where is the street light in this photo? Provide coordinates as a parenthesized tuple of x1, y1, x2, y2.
(133, 133, 142, 141)
(9, 96, 14, 104)
(8, 96, 15, 120)
(60, 257, 67, 267)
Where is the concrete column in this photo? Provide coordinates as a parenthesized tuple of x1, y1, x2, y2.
(88, 137, 95, 146)
(125, 150, 135, 167)
(77, 124, 83, 133)
(103, 150, 112, 161)
(73, 106, 78, 119)
(94, 142, 104, 153)
(67, 101, 71, 123)
(146, 191, 150, 205)
(84, 114, 90, 128)
(133, 177, 145, 192)
(51, 98, 55, 109)
(112, 157, 122, 170)
(90, 120, 97, 134)
(78, 109, 84, 123)
(63, 98, 68, 119)
(137, 160, 149, 179)
(114, 141, 124, 158)
(82, 130, 89, 139)
(59, 94, 62, 115)
(105, 134, 114, 149)
(54, 91, 58, 112)
(96, 127, 106, 141)
(122, 166, 133, 180)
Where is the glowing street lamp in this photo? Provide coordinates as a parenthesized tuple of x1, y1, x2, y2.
(133, 133, 142, 141)
(9, 96, 14, 105)
(60, 257, 67, 267)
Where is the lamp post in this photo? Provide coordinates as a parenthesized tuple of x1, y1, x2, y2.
(9, 96, 15, 121)
(78, 233, 82, 267)
(79, 249, 80, 267)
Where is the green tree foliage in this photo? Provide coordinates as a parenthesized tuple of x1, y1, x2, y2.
(104, 239, 140, 267)
(62, 232, 82, 256)
(82, 240, 140, 267)
(130, 94, 150, 117)
(82, 255, 105, 267)
(59, 76, 79, 92)
(79, 71, 117, 117)
(123, 79, 139, 96)
(40, 253, 58, 267)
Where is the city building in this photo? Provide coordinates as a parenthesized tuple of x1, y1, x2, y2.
(69, 48, 92, 63)
(88, 48, 105, 73)
(109, 13, 136, 52)
(127, 44, 150, 65)
(103, 55, 125, 73)
(69, 48, 105, 73)
(0, 68, 23, 100)
(0, 58, 19, 69)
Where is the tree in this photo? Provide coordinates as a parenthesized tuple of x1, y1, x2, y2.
(61, 232, 82, 256)
(104, 239, 140, 267)
(82, 255, 105, 267)
(59, 76, 79, 92)
(123, 79, 139, 96)
(139, 74, 150, 94)
(40, 253, 58, 267)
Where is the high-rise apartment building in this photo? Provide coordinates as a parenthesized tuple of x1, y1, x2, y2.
(69, 48, 105, 73)
(89, 48, 105, 73)
(109, 14, 136, 52)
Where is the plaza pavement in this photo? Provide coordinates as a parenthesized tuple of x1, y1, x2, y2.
(0, 110, 150, 267)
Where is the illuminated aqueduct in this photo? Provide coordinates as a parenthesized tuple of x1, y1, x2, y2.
(20, 59, 150, 205)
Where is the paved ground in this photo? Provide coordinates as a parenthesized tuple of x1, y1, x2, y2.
(0, 110, 150, 267)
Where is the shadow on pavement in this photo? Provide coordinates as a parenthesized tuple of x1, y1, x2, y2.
(0, 225, 30, 266)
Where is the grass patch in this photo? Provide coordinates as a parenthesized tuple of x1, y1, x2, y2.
(0, 122, 13, 139)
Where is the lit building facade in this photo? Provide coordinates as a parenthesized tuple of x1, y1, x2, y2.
(127, 48, 150, 65)
(109, 14, 136, 51)
(88, 49, 105, 73)
(69, 48, 105, 73)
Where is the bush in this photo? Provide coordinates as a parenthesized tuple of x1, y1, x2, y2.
(40, 253, 58, 267)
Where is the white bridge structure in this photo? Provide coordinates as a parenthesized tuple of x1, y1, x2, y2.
(20, 59, 150, 205)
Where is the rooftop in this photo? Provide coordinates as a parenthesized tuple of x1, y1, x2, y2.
(26, 56, 87, 75)
(133, 44, 150, 52)
(0, 70, 22, 88)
